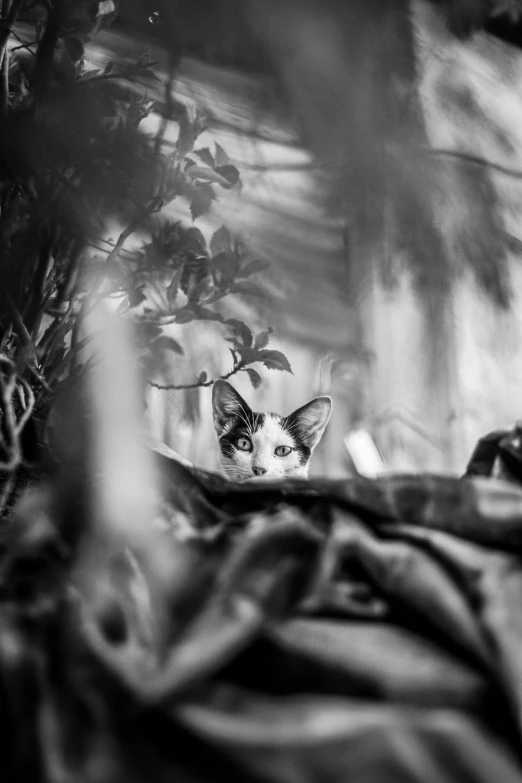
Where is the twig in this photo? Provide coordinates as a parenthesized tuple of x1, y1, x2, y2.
(0, 357, 18, 463)
(0, 472, 15, 517)
(0, 0, 10, 115)
(14, 376, 35, 435)
(9, 32, 38, 56)
(1, 290, 38, 363)
(106, 198, 163, 266)
(421, 146, 522, 179)
(148, 362, 245, 391)
(0, 27, 7, 117)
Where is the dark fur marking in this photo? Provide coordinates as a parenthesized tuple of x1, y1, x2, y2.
(218, 412, 266, 457)
(282, 415, 311, 467)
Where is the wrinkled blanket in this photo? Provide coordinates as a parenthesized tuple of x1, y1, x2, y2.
(4, 430, 522, 782)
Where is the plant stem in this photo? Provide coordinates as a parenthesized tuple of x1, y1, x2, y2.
(148, 362, 245, 391)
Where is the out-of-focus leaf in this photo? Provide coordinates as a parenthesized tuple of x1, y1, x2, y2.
(153, 336, 184, 355)
(210, 226, 232, 257)
(191, 305, 224, 323)
(189, 185, 216, 221)
(245, 368, 262, 389)
(63, 36, 85, 64)
(212, 251, 239, 281)
(128, 288, 146, 308)
(174, 308, 196, 324)
(194, 148, 216, 168)
(214, 142, 229, 168)
(186, 167, 231, 187)
(226, 319, 253, 348)
(184, 227, 208, 256)
(230, 281, 266, 298)
(258, 350, 292, 373)
(215, 164, 241, 189)
(254, 330, 272, 350)
(138, 68, 161, 82)
(177, 107, 197, 157)
(237, 259, 270, 278)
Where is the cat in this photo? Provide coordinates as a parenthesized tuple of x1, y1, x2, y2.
(212, 379, 332, 481)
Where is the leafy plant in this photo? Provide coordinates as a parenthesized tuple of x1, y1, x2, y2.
(0, 0, 291, 513)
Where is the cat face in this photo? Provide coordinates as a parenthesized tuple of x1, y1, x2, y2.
(212, 380, 332, 482)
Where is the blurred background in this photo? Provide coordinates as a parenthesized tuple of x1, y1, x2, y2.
(6, 0, 522, 478)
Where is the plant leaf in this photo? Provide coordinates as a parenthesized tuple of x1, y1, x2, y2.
(212, 251, 239, 282)
(230, 281, 266, 298)
(167, 262, 185, 303)
(226, 318, 253, 348)
(63, 36, 85, 64)
(191, 305, 224, 323)
(138, 323, 163, 343)
(237, 259, 270, 278)
(210, 225, 232, 257)
(174, 308, 196, 324)
(128, 288, 146, 308)
(215, 164, 240, 189)
(189, 185, 216, 221)
(245, 368, 262, 389)
(139, 68, 160, 81)
(186, 166, 231, 186)
(194, 148, 216, 168)
(238, 347, 259, 364)
(259, 350, 293, 373)
(184, 227, 208, 255)
(153, 335, 184, 354)
(214, 142, 229, 167)
(254, 330, 271, 350)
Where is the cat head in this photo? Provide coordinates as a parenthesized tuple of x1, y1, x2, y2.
(212, 380, 332, 482)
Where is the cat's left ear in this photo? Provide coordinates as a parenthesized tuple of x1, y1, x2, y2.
(212, 380, 251, 436)
(285, 396, 332, 450)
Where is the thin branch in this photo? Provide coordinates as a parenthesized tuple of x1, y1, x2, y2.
(421, 146, 522, 179)
(0, 357, 18, 459)
(1, 290, 38, 363)
(9, 32, 38, 56)
(148, 362, 245, 391)
(0, 28, 8, 117)
(14, 377, 35, 435)
(0, 473, 15, 517)
(106, 197, 163, 266)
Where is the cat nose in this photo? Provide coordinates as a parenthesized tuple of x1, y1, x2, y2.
(252, 466, 267, 476)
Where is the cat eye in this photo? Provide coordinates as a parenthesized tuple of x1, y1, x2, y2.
(275, 445, 293, 457)
(236, 436, 252, 452)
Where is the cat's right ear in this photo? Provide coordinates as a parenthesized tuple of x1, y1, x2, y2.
(212, 380, 250, 436)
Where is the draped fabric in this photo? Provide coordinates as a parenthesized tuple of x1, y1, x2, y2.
(5, 436, 522, 781)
